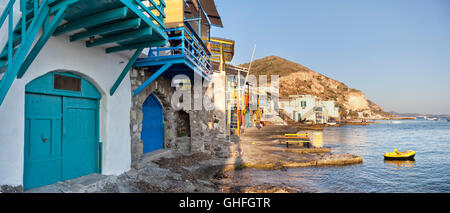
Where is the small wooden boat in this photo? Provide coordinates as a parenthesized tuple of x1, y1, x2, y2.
(384, 149, 415, 161)
(447, 118, 450, 122)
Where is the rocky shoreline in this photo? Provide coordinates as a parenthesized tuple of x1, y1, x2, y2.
(5, 125, 363, 193)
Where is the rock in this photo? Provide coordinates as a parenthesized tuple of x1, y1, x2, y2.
(0, 185, 22, 193)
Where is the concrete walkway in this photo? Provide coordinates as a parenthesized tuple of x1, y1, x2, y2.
(25, 152, 225, 193)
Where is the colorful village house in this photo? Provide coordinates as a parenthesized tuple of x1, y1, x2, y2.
(0, 0, 227, 191)
(127, 0, 235, 167)
(207, 37, 271, 136)
(206, 37, 262, 137)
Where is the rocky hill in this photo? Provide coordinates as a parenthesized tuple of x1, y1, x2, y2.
(241, 56, 390, 118)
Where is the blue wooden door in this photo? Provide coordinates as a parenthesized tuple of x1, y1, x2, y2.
(24, 93, 63, 189)
(141, 94, 164, 153)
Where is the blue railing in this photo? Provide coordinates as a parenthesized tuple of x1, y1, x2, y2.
(0, 0, 16, 72)
(130, 0, 166, 29)
(0, 0, 50, 70)
(147, 23, 212, 76)
(0, 0, 56, 105)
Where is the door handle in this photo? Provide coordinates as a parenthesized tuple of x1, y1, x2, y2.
(41, 134, 48, 143)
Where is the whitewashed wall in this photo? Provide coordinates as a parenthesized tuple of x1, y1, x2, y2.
(0, 0, 21, 49)
(322, 101, 339, 119)
(0, 20, 134, 186)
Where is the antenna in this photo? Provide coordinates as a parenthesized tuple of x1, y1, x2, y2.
(244, 44, 256, 85)
(248, 44, 256, 74)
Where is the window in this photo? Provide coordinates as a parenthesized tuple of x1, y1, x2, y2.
(301, 101, 307, 108)
(54, 74, 81, 92)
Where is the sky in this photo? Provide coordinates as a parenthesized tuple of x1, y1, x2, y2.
(211, 0, 450, 114)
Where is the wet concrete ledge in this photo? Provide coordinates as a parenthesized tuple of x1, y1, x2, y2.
(234, 125, 364, 171)
(223, 155, 363, 171)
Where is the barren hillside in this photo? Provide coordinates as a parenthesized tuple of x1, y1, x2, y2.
(241, 56, 390, 118)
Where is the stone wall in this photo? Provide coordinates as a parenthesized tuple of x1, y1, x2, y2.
(129, 68, 233, 168)
(130, 68, 180, 167)
(176, 110, 191, 137)
(0, 185, 22, 193)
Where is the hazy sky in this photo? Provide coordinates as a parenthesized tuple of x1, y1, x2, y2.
(212, 0, 450, 114)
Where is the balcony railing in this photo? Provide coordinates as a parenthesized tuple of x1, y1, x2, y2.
(0, 0, 170, 102)
(147, 22, 212, 76)
(133, 0, 166, 29)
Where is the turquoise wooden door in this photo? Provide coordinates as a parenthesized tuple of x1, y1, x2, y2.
(24, 72, 101, 189)
(62, 97, 98, 180)
(141, 94, 164, 153)
(24, 94, 63, 189)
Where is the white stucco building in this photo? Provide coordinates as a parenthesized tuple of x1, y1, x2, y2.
(0, 0, 167, 190)
(0, 32, 137, 189)
(0, 0, 227, 192)
(279, 94, 339, 124)
(321, 100, 340, 120)
(280, 95, 318, 123)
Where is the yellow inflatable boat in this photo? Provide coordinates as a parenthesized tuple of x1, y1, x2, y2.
(384, 149, 415, 161)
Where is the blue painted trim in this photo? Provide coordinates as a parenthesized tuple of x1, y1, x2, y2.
(133, 63, 172, 96)
(105, 39, 167, 53)
(110, 48, 144, 96)
(27, 72, 101, 99)
(70, 18, 142, 42)
(184, 22, 211, 55)
(119, 0, 167, 40)
(53, 7, 129, 36)
(139, 25, 212, 79)
(86, 28, 152, 48)
(134, 56, 186, 67)
(98, 141, 103, 173)
(134, 0, 165, 28)
(134, 55, 211, 82)
(0, 0, 15, 28)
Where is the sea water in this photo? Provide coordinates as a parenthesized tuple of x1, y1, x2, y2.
(245, 120, 450, 193)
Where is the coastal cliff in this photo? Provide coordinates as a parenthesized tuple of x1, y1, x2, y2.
(241, 56, 390, 118)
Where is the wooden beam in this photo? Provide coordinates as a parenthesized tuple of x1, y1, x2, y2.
(53, 7, 128, 36)
(70, 18, 142, 42)
(49, 0, 79, 14)
(110, 48, 143, 96)
(105, 39, 167, 53)
(118, 0, 167, 40)
(86, 27, 152, 48)
(133, 63, 172, 96)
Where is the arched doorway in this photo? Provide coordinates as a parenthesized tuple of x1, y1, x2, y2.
(24, 72, 101, 189)
(141, 94, 164, 153)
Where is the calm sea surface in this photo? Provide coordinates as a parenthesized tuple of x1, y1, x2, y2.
(246, 120, 450, 193)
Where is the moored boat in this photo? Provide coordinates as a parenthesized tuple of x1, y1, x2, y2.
(384, 149, 415, 161)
